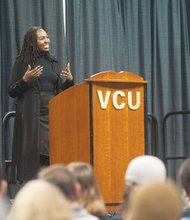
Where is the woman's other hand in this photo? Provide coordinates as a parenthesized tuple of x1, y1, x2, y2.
(22, 65, 43, 82)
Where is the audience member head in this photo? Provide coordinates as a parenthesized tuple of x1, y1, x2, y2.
(7, 180, 72, 220)
(38, 164, 80, 202)
(125, 180, 182, 220)
(177, 157, 190, 213)
(122, 155, 166, 212)
(67, 162, 106, 217)
(0, 166, 7, 197)
(0, 166, 8, 220)
(125, 155, 166, 185)
(178, 157, 190, 197)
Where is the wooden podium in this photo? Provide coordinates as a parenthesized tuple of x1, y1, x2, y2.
(49, 71, 147, 211)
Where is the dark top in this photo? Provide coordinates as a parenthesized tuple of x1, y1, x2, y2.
(33, 55, 58, 91)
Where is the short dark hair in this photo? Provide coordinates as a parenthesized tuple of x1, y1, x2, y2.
(38, 164, 77, 201)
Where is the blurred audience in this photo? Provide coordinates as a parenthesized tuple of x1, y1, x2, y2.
(7, 179, 72, 220)
(0, 166, 9, 220)
(67, 162, 109, 220)
(122, 155, 166, 214)
(124, 180, 182, 220)
(38, 164, 99, 220)
(178, 157, 190, 220)
(0, 167, 8, 198)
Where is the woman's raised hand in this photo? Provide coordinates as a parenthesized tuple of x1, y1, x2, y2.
(60, 63, 73, 81)
(22, 65, 43, 82)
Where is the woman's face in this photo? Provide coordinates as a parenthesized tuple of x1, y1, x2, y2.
(36, 29, 50, 52)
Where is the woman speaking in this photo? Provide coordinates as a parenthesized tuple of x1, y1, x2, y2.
(8, 26, 73, 182)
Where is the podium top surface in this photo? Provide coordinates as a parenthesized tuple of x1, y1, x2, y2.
(85, 71, 147, 83)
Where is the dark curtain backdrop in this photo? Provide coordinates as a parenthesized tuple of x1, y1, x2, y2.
(66, 0, 190, 178)
(1, 0, 190, 179)
(0, 0, 66, 165)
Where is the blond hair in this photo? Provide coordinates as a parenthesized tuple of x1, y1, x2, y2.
(67, 162, 106, 216)
(7, 180, 72, 220)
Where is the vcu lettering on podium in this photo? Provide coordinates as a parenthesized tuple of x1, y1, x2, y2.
(97, 90, 141, 110)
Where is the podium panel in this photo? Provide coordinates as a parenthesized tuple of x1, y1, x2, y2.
(49, 71, 147, 211)
(91, 82, 145, 208)
(49, 82, 90, 164)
